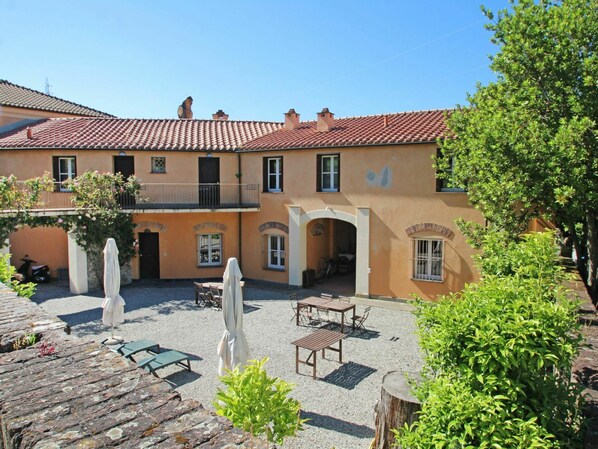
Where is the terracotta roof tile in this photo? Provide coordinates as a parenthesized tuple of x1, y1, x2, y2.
(240, 109, 449, 151)
(0, 117, 283, 151)
(0, 79, 113, 117)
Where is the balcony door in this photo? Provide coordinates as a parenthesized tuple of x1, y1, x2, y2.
(114, 156, 135, 207)
(198, 157, 220, 208)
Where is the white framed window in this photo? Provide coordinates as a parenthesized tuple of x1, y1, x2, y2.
(319, 154, 339, 192)
(412, 238, 444, 281)
(267, 157, 282, 192)
(57, 156, 76, 192)
(197, 233, 222, 267)
(151, 157, 166, 173)
(268, 235, 285, 270)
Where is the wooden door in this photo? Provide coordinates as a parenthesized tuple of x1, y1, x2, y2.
(139, 232, 160, 279)
(198, 157, 220, 207)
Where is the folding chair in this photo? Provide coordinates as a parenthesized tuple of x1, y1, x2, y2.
(194, 283, 211, 307)
(352, 306, 371, 334)
(317, 293, 334, 322)
(290, 292, 315, 325)
(209, 286, 223, 310)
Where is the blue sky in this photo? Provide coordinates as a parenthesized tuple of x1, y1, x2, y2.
(1, 0, 510, 122)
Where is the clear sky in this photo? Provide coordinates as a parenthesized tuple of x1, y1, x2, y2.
(1, 0, 510, 122)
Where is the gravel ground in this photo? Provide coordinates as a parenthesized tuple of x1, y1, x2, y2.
(33, 281, 423, 449)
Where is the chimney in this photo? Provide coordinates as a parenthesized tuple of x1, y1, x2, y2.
(383, 115, 389, 127)
(212, 109, 229, 121)
(26, 127, 33, 139)
(284, 108, 300, 130)
(317, 107, 334, 132)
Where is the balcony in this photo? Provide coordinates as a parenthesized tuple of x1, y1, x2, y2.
(6, 183, 260, 214)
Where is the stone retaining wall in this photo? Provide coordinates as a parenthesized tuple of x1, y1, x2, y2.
(570, 272, 598, 449)
(0, 284, 269, 448)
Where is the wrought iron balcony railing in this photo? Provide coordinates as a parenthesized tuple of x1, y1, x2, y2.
(7, 182, 260, 212)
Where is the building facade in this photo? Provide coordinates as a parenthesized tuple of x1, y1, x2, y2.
(0, 82, 484, 300)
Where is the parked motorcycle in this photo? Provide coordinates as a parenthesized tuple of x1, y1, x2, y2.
(17, 255, 50, 283)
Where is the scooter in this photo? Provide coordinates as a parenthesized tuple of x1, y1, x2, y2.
(17, 255, 50, 283)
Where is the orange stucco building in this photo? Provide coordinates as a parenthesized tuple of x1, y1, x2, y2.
(0, 80, 483, 300)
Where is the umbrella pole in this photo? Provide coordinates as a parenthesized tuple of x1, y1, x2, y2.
(104, 323, 123, 345)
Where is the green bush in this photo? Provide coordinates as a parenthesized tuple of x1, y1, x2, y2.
(214, 357, 306, 444)
(0, 254, 36, 298)
(396, 232, 584, 448)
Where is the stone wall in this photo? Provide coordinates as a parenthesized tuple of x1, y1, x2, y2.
(570, 269, 598, 449)
(86, 250, 132, 291)
(0, 284, 269, 448)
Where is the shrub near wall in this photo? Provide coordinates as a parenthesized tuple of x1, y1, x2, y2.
(396, 232, 585, 448)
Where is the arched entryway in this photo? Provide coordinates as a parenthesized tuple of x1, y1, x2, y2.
(288, 206, 370, 297)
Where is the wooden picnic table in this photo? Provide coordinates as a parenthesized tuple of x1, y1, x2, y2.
(296, 296, 356, 333)
(291, 328, 346, 379)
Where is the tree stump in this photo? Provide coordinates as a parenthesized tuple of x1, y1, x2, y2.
(374, 370, 421, 449)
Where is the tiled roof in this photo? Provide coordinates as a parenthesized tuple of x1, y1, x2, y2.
(240, 109, 449, 150)
(0, 117, 283, 151)
(0, 79, 113, 117)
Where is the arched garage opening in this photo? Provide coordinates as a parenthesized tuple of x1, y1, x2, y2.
(288, 206, 370, 297)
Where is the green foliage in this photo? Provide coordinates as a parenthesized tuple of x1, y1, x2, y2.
(63, 171, 140, 265)
(394, 376, 560, 449)
(0, 254, 36, 298)
(0, 173, 54, 242)
(214, 357, 306, 444)
(439, 0, 598, 294)
(396, 232, 584, 448)
(12, 333, 38, 351)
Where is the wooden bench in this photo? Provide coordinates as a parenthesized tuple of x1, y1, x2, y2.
(291, 329, 346, 379)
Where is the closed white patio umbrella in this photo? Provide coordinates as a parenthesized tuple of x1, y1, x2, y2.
(102, 238, 125, 344)
(217, 257, 250, 375)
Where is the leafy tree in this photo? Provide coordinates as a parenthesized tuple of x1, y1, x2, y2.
(438, 0, 598, 298)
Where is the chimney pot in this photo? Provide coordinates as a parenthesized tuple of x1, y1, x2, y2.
(212, 109, 229, 121)
(26, 127, 33, 139)
(284, 108, 301, 130)
(316, 107, 334, 132)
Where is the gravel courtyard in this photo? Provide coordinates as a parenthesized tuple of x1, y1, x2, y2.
(33, 281, 422, 449)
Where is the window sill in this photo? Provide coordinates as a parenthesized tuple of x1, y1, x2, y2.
(437, 189, 466, 193)
(318, 190, 340, 193)
(198, 264, 224, 268)
(265, 266, 286, 272)
(411, 277, 444, 283)
(264, 190, 283, 194)
(150, 171, 167, 174)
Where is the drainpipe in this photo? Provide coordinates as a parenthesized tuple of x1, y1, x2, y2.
(237, 152, 242, 270)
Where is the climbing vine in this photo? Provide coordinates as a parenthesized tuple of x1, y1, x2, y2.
(0, 171, 140, 267)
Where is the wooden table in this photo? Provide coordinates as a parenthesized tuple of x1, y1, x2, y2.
(194, 281, 245, 305)
(291, 329, 346, 379)
(296, 296, 356, 333)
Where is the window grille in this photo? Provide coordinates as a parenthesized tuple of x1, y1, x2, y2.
(411, 238, 443, 281)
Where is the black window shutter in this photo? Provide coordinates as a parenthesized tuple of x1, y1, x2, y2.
(279, 157, 284, 192)
(316, 155, 322, 192)
(435, 148, 443, 192)
(262, 157, 268, 192)
(52, 156, 59, 191)
(336, 154, 340, 192)
(72, 156, 77, 178)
